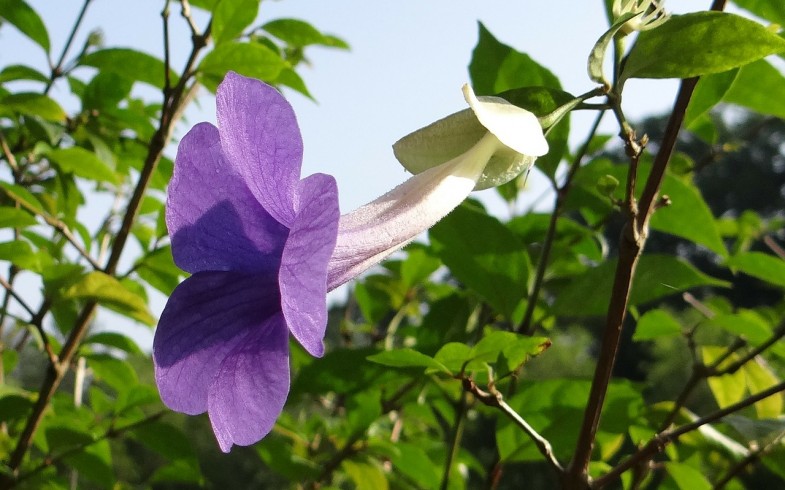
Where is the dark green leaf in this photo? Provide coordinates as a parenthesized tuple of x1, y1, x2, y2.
(198, 42, 286, 91)
(79, 48, 177, 89)
(633, 309, 683, 341)
(274, 67, 313, 99)
(133, 421, 199, 461)
(367, 349, 450, 374)
(83, 72, 133, 110)
(554, 255, 729, 316)
(61, 271, 155, 325)
(212, 0, 259, 45)
(430, 205, 531, 318)
(469, 22, 561, 96)
(256, 436, 319, 481)
(150, 459, 203, 484)
(1, 92, 65, 121)
(0, 0, 50, 52)
(388, 442, 440, 489)
(622, 12, 785, 80)
(0, 206, 36, 228)
(706, 310, 774, 345)
(341, 459, 388, 490)
(727, 251, 785, 288)
(46, 147, 118, 184)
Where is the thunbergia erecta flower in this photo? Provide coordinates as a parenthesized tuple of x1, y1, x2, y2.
(154, 72, 548, 452)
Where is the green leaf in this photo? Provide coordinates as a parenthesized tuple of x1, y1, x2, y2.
(430, 205, 531, 318)
(46, 147, 118, 184)
(665, 462, 713, 490)
(703, 346, 747, 408)
(651, 174, 727, 256)
(341, 459, 388, 490)
(85, 354, 138, 393)
(367, 349, 450, 375)
(633, 309, 682, 341)
(82, 72, 133, 110)
(263, 18, 349, 48)
(553, 255, 729, 316)
(212, 0, 259, 45)
(743, 358, 783, 419)
(733, 0, 785, 26)
(684, 68, 739, 128)
(727, 251, 785, 288)
(1, 92, 65, 121)
(469, 22, 561, 96)
(723, 59, 785, 119)
(706, 311, 773, 345)
(61, 271, 155, 325)
(399, 246, 441, 290)
(0, 206, 36, 228)
(470, 331, 549, 370)
(133, 421, 199, 461)
(622, 12, 785, 81)
(0, 64, 49, 83)
(0, 240, 44, 271)
(0, 0, 50, 52)
(388, 442, 440, 489)
(83, 331, 143, 355)
(433, 342, 473, 374)
(198, 42, 286, 91)
(78, 48, 177, 89)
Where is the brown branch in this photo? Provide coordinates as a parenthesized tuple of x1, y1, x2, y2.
(593, 379, 785, 488)
(713, 429, 785, 489)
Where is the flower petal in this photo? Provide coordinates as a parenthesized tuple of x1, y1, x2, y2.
(208, 311, 289, 452)
(166, 122, 287, 274)
(327, 133, 500, 290)
(463, 84, 549, 157)
(217, 71, 302, 227)
(153, 271, 281, 416)
(279, 173, 340, 357)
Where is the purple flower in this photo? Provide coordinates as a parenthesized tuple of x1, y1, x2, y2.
(154, 73, 547, 452)
(153, 72, 339, 452)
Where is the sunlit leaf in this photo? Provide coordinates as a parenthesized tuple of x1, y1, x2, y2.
(79, 48, 178, 89)
(61, 271, 155, 325)
(0, 0, 50, 52)
(727, 252, 785, 288)
(198, 42, 286, 91)
(46, 147, 118, 184)
(212, 0, 259, 45)
(633, 309, 683, 341)
(1, 92, 65, 121)
(623, 12, 785, 80)
(367, 349, 450, 375)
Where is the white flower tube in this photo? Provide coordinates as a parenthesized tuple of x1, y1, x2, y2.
(326, 85, 548, 290)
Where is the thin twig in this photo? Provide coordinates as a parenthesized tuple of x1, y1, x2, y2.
(45, 0, 93, 94)
(180, 0, 201, 37)
(763, 236, 785, 261)
(713, 429, 785, 489)
(463, 377, 564, 474)
(593, 379, 785, 488)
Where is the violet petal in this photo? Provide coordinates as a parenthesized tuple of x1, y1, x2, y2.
(217, 71, 302, 227)
(166, 122, 287, 274)
(153, 271, 280, 415)
(208, 311, 290, 452)
(279, 173, 340, 357)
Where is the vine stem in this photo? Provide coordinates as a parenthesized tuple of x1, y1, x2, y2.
(45, 0, 93, 94)
(0, 15, 212, 487)
(440, 390, 467, 490)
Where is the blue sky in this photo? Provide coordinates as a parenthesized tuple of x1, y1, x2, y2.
(10, 0, 690, 215)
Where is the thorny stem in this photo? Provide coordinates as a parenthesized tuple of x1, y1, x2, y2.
(519, 110, 605, 335)
(593, 379, 785, 488)
(0, 15, 212, 487)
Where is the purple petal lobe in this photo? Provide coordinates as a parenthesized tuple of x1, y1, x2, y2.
(153, 271, 281, 416)
(280, 173, 339, 357)
(208, 311, 289, 452)
(166, 122, 288, 274)
(216, 71, 302, 227)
